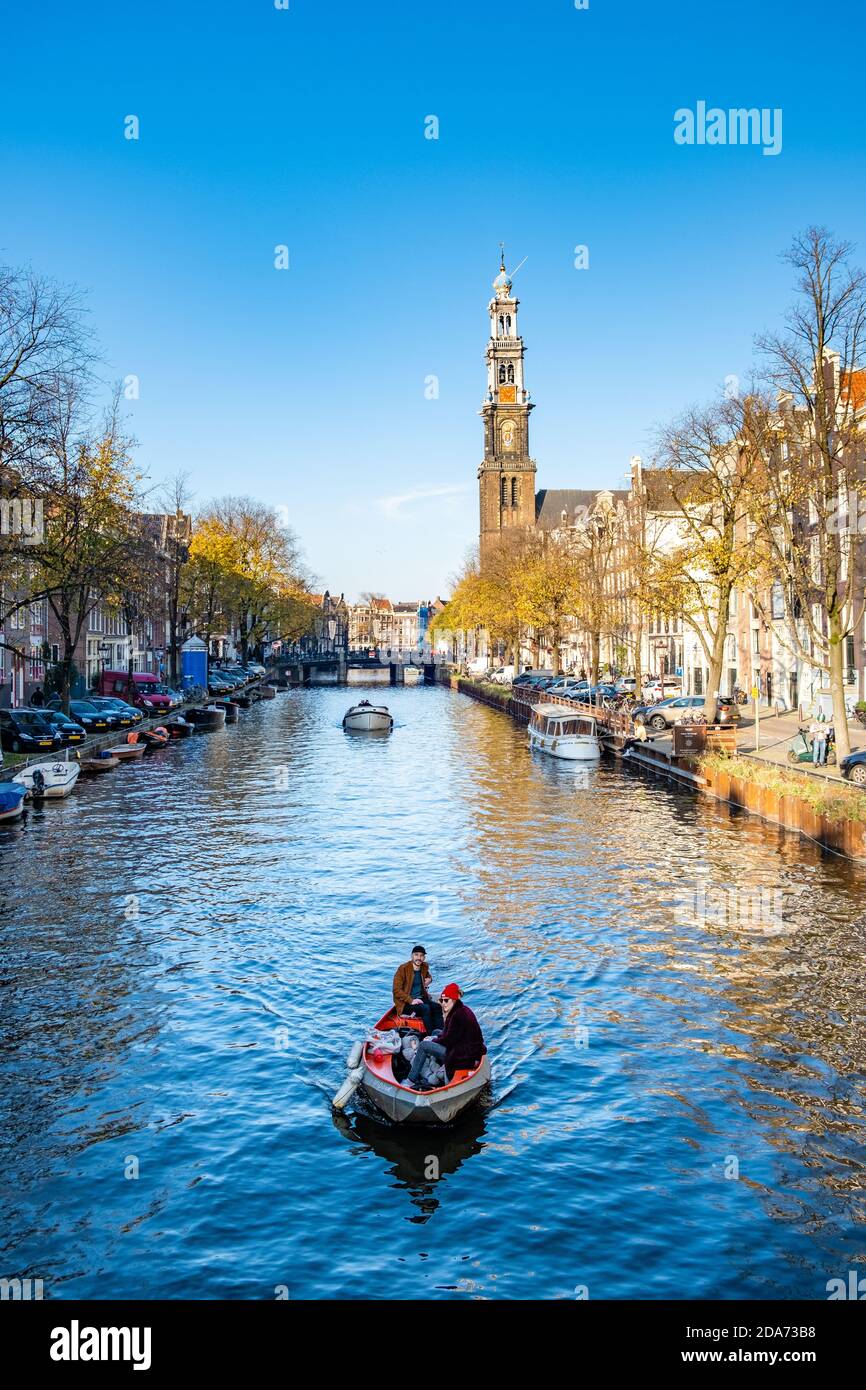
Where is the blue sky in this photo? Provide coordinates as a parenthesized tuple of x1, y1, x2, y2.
(2, 0, 864, 600)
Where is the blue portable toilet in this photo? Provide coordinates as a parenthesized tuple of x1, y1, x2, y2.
(181, 636, 208, 692)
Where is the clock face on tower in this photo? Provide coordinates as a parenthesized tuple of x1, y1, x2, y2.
(499, 384, 516, 404)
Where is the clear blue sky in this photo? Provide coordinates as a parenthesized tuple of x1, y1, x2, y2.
(2, 0, 864, 600)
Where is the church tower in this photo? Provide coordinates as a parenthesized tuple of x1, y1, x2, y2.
(478, 250, 537, 560)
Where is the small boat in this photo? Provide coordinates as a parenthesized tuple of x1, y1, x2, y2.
(81, 751, 120, 773)
(111, 743, 147, 762)
(258, 684, 277, 699)
(0, 782, 28, 823)
(165, 716, 194, 739)
(403, 666, 423, 686)
(337, 1008, 490, 1125)
(230, 693, 252, 708)
(184, 705, 227, 730)
(343, 700, 393, 733)
(216, 700, 240, 722)
(139, 726, 170, 748)
(13, 758, 81, 799)
(528, 704, 602, 761)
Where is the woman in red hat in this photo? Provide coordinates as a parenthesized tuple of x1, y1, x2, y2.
(405, 983, 486, 1090)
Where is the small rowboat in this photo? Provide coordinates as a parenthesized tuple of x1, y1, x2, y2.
(13, 758, 81, 799)
(0, 782, 28, 823)
(81, 752, 119, 773)
(343, 700, 393, 733)
(111, 743, 147, 761)
(336, 1008, 490, 1125)
(216, 700, 240, 722)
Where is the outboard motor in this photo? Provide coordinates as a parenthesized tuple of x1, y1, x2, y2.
(32, 768, 46, 798)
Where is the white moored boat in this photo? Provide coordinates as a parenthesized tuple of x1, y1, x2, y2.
(403, 666, 423, 685)
(342, 700, 393, 733)
(14, 757, 81, 799)
(528, 704, 602, 761)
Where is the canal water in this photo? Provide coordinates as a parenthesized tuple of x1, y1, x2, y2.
(1, 684, 864, 1300)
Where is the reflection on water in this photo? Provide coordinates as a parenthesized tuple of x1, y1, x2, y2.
(0, 683, 865, 1299)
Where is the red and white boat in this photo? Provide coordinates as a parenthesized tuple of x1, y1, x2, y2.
(335, 1008, 490, 1125)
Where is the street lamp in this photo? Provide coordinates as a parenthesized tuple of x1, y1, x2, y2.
(328, 618, 337, 655)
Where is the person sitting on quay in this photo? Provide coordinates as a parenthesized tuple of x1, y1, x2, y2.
(392, 945, 442, 1033)
(405, 982, 486, 1091)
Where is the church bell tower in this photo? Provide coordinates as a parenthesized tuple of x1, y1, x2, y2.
(478, 249, 537, 560)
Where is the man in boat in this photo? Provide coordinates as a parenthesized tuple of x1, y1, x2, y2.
(393, 946, 442, 1033)
(405, 983, 486, 1091)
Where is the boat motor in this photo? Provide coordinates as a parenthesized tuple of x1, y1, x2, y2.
(32, 768, 46, 798)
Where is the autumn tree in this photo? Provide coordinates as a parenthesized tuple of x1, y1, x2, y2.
(642, 395, 763, 723)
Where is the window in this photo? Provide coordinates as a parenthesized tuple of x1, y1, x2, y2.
(511, 477, 517, 508)
(501, 475, 507, 506)
(498, 363, 506, 383)
(506, 363, 514, 384)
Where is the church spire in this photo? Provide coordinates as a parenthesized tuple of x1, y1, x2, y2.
(477, 256, 537, 558)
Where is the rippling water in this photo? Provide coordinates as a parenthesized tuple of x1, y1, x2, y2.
(1, 684, 865, 1299)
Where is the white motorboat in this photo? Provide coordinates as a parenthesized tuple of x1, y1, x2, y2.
(343, 700, 393, 733)
(528, 704, 602, 761)
(13, 756, 81, 799)
(403, 666, 423, 686)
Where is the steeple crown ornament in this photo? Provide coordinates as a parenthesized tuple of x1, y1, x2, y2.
(493, 242, 513, 299)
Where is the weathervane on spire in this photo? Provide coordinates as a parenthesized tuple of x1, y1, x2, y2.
(499, 241, 506, 271)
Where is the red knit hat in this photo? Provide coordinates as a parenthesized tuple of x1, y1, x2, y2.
(441, 983, 461, 1000)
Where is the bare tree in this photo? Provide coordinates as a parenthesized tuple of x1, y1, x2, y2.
(752, 227, 866, 758)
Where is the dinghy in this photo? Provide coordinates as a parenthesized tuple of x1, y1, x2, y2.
(81, 751, 119, 773)
(334, 1008, 490, 1125)
(0, 782, 27, 823)
(342, 700, 393, 733)
(111, 743, 146, 762)
(14, 757, 81, 799)
(165, 716, 194, 739)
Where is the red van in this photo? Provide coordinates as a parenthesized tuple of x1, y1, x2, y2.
(97, 670, 175, 712)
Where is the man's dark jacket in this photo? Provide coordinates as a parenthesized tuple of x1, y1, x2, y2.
(439, 1000, 486, 1079)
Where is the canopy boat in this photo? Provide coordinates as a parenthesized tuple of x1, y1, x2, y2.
(403, 666, 423, 685)
(528, 704, 602, 761)
(343, 700, 393, 733)
(184, 705, 227, 730)
(0, 782, 28, 823)
(80, 751, 119, 773)
(13, 757, 81, 799)
(336, 1009, 490, 1125)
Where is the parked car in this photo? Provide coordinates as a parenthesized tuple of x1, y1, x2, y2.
(839, 749, 866, 787)
(34, 709, 88, 745)
(632, 695, 708, 730)
(245, 662, 267, 676)
(545, 677, 590, 698)
(46, 697, 119, 732)
(487, 666, 515, 685)
(513, 670, 555, 688)
(642, 677, 683, 702)
(0, 709, 64, 754)
(87, 697, 143, 727)
(615, 677, 637, 693)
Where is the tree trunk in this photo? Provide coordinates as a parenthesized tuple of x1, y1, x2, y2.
(828, 621, 850, 760)
(590, 632, 600, 687)
(702, 620, 728, 725)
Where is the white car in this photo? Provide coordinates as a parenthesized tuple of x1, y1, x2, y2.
(642, 678, 682, 702)
(488, 665, 515, 685)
